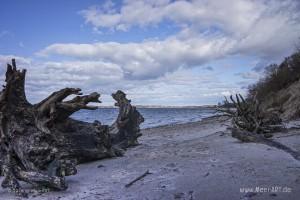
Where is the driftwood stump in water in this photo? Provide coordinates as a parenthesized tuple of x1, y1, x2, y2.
(0, 59, 144, 197)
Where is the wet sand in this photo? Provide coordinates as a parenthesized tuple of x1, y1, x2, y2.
(1, 116, 300, 200)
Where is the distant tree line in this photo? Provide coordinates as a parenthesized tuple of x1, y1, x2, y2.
(248, 50, 300, 101)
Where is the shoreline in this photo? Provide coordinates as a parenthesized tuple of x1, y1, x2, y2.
(72, 107, 220, 130)
(1, 115, 300, 200)
(142, 114, 223, 130)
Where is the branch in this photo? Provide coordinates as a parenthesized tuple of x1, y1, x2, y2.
(125, 170, 151, 188)
(35, 88, 82, 115)
(54, 92, 101, 122)
(34, 88, 102, 133)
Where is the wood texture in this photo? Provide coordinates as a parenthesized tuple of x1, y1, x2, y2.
(0, 59, 144, 196)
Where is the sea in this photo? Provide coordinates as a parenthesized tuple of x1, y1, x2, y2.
(71, 107, 218, 129)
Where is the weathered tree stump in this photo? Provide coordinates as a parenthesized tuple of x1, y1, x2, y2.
(0, 59, 144, 197)
(110, 90, 144, 149)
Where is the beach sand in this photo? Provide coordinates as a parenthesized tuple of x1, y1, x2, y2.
(1, 115, 300, 200)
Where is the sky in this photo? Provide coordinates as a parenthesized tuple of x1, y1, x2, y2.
(0, 0, 300, 106)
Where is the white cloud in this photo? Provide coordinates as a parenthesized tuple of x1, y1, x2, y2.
(37, 35, 235, 79)
(118, 67, 243, 105)
(0, 56, 124, 103)
(3, 0, 300, 105)
(0, 55, 242, 105)
(80, 0, 261, 33)
(0, 54, 31, 64)
(38, 0, 300, 81)
(80, 0, 300, 38)
(0, 55, 32, 76)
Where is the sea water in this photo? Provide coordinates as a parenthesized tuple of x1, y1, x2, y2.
(71, 107, 217, 129)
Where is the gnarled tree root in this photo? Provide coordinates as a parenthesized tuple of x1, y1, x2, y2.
(0, 59, 144, 196)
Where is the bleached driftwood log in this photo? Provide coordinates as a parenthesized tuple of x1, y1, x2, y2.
(0, 59, 143, 197)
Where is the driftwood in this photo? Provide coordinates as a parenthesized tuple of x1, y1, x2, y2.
(219, 94, 284, 142)
(110, 90, 144, 149)
(0, 59, 144, 196)
(125, 170, 151, 188)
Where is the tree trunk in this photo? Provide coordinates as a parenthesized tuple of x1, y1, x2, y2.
(0, 59, 144, 196)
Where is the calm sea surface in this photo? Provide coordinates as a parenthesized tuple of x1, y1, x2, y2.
(71, 107, 217, 129)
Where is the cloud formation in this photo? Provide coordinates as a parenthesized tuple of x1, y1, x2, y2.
(37, 35, 234, 79)
(38, 0, 300, 81)
(80, 0, 300, 59)
(0, 55, 240, 105)
(2, 0, 300, 105)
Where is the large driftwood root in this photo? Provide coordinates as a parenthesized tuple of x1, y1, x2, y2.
(219, 94, 285, 142)
(221, 96, 300, 161)
(0, 59, 144, 196)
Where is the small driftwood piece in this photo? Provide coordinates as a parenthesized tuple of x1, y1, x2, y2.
(0, 59, 144, 197)
(219, 94, 284, 142)
(125, 170, 151, 188)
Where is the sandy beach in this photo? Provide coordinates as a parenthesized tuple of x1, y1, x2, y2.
(1, 115, 300, 200)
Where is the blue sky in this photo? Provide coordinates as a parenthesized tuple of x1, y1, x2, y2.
(0, 0, 300, 106)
